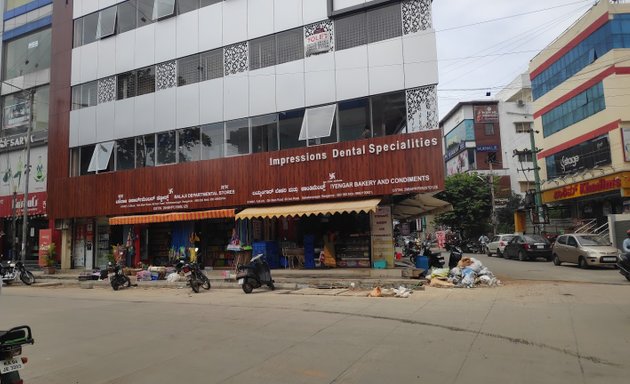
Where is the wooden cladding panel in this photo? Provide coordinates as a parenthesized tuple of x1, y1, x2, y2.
(49, 130, 445, 218)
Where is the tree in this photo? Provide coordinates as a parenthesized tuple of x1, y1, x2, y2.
(434, 173, 492, 238)
(495, 193, 523, 234)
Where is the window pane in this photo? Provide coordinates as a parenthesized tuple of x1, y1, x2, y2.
(2, 92, 29, 131)
(137, 66, 155, 96)
(83, 12, 99, 45)
(82, 81, 98, 108)
(137, 0, 154, 27)
(485, 123, 494, 135)
(225, 119, 250, 156)
(251, 114, 278, 153)
(157, 131, 176, 165)
(200, 0, 222, 6)
(250, 35, 276, 70)
(117, 72, 137, 99)
(3, 29, 52, 79)
(300, 104, 336, 140)
(5, 0, 31, 11)
(279, 109, 306, 150)
(201, 123, 224, 160)
(367, 3, 402, 43)
(200, 49, 223, 81)
(33, 85, 49, 132)
(116, 138, 136, 170)
(96, 7, 117, 39)
(177, 54, 201, 86)
(80, 145, 96, 175)
(178, 127, 201, 162)
(178, 0, 199, 14)
(118, 0, 137, 34)
(72, 86, 82, 110)
(335, 12, 367, 50)
(73, 18, 84, 47)
(153, 0, 176, 20)
(136, 135, 155, 167)
(371, 91, 406, 136)
(338, 98, 370, 142)
(88, 141, 115, 172)
(276, 28, 304, 64)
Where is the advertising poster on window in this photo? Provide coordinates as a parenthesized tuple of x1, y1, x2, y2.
(623, 128, 630, 162)
(0, 145, 47, 197)
(446, 150, 470, 176)
(473, 105, 499, 123)
(38, 228, 52, 267)
(3, 101, 30, 129)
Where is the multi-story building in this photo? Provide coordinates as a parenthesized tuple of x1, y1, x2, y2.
(47, 0, 444, 270)
(529, 0, 630, 232)
(0, 0, 52, 263)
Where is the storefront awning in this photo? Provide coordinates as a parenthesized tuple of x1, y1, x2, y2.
(235, 199, 381, 220)
(109, 209, 235, 225)
(392, 194, 452, 220)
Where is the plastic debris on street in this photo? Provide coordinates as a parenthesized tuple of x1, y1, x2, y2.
(428, 257, 501, 288)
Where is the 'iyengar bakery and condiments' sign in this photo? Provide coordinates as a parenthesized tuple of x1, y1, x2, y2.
(543, 173, 630, 203)
(50, 131, 445, 217)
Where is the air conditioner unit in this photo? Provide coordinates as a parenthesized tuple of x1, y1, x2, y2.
(517, 99, 525, 107)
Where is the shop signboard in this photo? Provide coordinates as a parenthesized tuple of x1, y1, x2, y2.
(0, 191, 47, 218)
(3, 101, 30, 129)
(542, 172, 630, 203)
(546, 135, 611, 178)
(476, 145, 498, 152)
(38, 229, 52, 267)
(446, 150, 470, 176)
(371, 206, 394, 268)
(622, 127, 630, 162)
(305, 29, 332, 57)
(474, 105, 499, 123)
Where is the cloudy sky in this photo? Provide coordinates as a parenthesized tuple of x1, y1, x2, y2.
(432, 0, 596, 118)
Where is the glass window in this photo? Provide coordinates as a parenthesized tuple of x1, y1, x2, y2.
(484, 123, 494, 135)
(201, 123, 224, 160)
(251, 114, 279, 153)
(117, 72, 137, 99)
(2, 92, 31, 132)
(80, 145, 96, 175)
(116, 138, 136, 170)
(367, 3, 402, 44)
(335, 12, 367, 51)
(199, 49, 223, 81)
(73, 18, 84, 47)
(5, 0, 31, 11)
(153, 0, 176, 20)
(178, 127, 201, 162)
(157, 131, 176, 165)
(137, 0, 155, 27)
(3, 29, 52, 79)
(70, 148, 80, 177)
(177, 54, 201, 86)
(33, 86, 49, 132)
(82, 81, 98, 108)
(371, 91, 406, 137)
(299, 104, 337, 146)
(178, 0, 199, 14)
(200, 0, 222, 6)
(136, 134, 155, 167)
(338, 98, 370, 142)
(276, 28, 304, 65)
(225, 119, 250, 156)
(279, 109, 306, 150)
(72, 86, 82, 110)
(82, 12, 99, 45)
(250, 35, 276, 70)
(136, 66, 155, 96)
(118, 0, 137, 34)
(96, 7, 118, 39)
(88, 141, 115, 173)
(515, 122, 531, 133)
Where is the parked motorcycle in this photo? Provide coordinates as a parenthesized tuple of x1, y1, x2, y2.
(190, 262, 210, 290)
(236, 254, 275, 294)
(1, 261, 35, 286)
(617, 253, 630, 282)
(108, 262, 131, 291)
(0, 325, 34, 384)
(445, 242, 464, 269)
(175, 259, 203, 293)
(420, 240, 445, 268)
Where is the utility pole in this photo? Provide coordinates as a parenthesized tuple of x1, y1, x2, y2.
(20, 89, 34, 264)
(489, 161, 497, 236)
(529, 128, 544, 233)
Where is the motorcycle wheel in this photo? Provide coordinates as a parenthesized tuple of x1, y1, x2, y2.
(124, 275, 131, 287)
(242, 281, 254, 294)
(190, 279, 201, 293)
(267, 282, 275, 291)
(20, 271, 35, 285)
(201, 275, 211, 290)
(1, 371, 21, 384)
(111, 279, 120, 291)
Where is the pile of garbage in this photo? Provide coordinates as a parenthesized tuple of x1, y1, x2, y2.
(428, 257, 501, 288)
(368, 286, 414, 298)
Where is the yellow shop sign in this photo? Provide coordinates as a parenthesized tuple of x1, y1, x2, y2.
(543, 172, 630, 203)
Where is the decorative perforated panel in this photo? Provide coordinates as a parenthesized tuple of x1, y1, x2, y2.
(407, 85, 438, 132)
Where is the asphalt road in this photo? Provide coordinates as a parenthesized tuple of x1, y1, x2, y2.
(1, 282, 629, 384)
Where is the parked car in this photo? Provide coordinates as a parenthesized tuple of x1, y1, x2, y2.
(503, 234, 552, 261)
(552, 234, 619, 268)
(486, 234, 515, 257)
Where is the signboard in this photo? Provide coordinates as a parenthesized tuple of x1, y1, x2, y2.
(622, 127, 630, 162)
(38, 229, 52, 267)
(546, 135, 611, 178)
(371, 206, 394, 268)
(51, 131, 445, 218)
(474, 105, 499, 123)
(3, 101, 30, 129)
(0, 145, 48, 201)
(476, 145, 498, 152)
(305, 30, 332, 57)
(0, 191, 47, 218)
(542, 172, 630, 203)
(446, 150, 470, 176)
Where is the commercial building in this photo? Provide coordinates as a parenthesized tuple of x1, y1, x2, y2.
(529, 0, 630, 232)
(0, 0, 52, 263)
(47, 0, 444, 270)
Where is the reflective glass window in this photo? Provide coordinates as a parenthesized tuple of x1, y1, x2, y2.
(178, 127, 201, 162)
(3, 29, 52, 79)
(276, 28, 304, 64)
(338, 98, 370, 142)
(82, 12, 99, 45)
(250, 35, 276, 70)
(178, 0, 199, 14)
(225, 119, 250, 156)
(136, 66, 155, 96)
(199, 49, 223, 81)
(251, 114, 279, 153)
(177, 54, 201, 86)
(118, 1, 138, 34)
(136, 134, 155, 167)
(335, 12, 367, 50)
(96, 7, 118, 39)
(116, 138, 136, 170)
(279, 109, 306, 150)
(201, 123, 224, 160)
(367, 3, 402, 43)
(137, 0, 155, 27)
(80, 145, 96, 175)
(371, 91, 406, 137)
(157, 131, 176, 165)
(153, 0, 176, 20)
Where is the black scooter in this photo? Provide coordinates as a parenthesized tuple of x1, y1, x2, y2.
(0, 325, 34, 384)
(420, 240, 445, 268)
(445, 242, 464, 269)
(236, 254, 275, 293)
(617, 253, 630, 282)
(108, 262, 131, 291)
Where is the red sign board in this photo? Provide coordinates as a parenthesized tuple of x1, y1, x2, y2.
(474, 105, 499, 123)
(0, 191, 47, 218)
(38, 228, 52, 267)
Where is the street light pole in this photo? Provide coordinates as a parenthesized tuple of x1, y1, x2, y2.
(489, 161, 497, 236)
(529, 128, 544, 233)
(19, 90, 34, 264)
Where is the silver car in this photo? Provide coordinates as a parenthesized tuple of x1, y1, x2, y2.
(486, 234, 515, 257)
(552, 234, 619, 268)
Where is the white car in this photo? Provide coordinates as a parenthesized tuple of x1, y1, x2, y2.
(487, 234, 515, 257)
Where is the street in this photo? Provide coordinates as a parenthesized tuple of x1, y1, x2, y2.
(1, 266, 629, 384)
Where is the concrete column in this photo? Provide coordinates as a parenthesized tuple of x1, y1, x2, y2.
(61, 229, 72, 270)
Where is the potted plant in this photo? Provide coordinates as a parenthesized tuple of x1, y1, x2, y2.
(45, 242, 57, 274)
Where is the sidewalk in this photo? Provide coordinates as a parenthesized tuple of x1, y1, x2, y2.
(29, 266, 425, 291)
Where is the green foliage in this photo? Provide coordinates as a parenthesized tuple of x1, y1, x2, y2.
(495, 193, 523, 234)
(434, 173, 492, 238)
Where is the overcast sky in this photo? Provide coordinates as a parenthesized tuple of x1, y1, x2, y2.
(433, 0, 596, 119)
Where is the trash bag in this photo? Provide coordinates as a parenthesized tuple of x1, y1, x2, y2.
(166, 272, 180, 283)
(392, 286, 413, 298)
(468, 258, 483, 273)
(430, 268, 450, 279)
(459, 268, 477, 288)
(368, 286, 382, 297)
